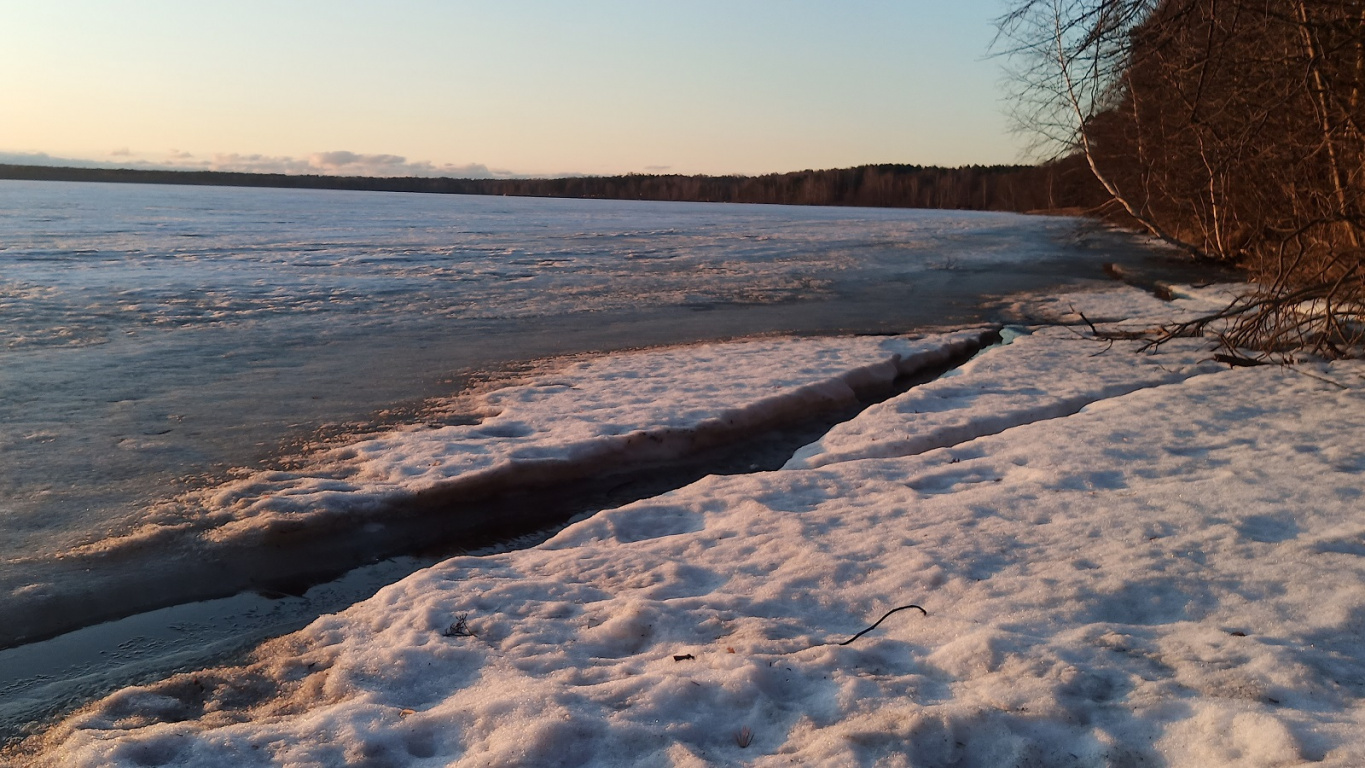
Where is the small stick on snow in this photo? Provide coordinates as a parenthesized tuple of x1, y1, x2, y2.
(442, 613, 476, 638)
(1286, 367, 1350, 389)
(1213, 353, 1269, 368)
(833, 604, 927, 646)
(1074, 308, 1151, 341)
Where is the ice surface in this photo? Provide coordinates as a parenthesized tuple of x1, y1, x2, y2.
(19, 285, 1365, 767)
(0, 181, 1082, 352)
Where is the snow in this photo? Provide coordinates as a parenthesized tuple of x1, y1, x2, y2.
(2, 325, 994, 650)
(784, 281, 1240, 470)
(96, 329, 993, 551)
(14, 285, 1365, 767)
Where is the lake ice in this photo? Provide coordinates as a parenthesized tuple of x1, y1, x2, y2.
(0, 180, 1165, 639)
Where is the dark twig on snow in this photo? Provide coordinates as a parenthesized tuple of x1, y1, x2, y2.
(1212, 353, 1268, 367)
(442, 613, 476, 638)
(1074, 308, 1152, 341)
(833, 605, 928, 646)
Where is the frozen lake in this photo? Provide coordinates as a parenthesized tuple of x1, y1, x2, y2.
(0, 180, 1162, 582)
(0, 179, 1204, 742)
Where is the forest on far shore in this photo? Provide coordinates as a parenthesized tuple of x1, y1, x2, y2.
(0, 158, 1108, 214)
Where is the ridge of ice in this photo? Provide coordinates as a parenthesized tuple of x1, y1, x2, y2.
(90, 329, 994, 550)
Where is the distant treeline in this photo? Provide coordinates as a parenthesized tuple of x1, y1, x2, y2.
(0, 159, 1107, 213)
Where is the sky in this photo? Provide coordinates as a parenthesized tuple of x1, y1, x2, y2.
(1, 1, 1024, 179)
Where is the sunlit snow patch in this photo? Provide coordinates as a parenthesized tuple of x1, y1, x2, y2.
(785, 325, 1221, 469)
(786, 285, 1243, 470)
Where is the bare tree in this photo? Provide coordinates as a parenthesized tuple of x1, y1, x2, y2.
(995, 0, 1204, 256)
(998, 0, 1365, 361)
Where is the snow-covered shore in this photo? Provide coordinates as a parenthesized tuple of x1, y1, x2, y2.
(2, 327, 997, 649)
(12, 285, 1365, 767)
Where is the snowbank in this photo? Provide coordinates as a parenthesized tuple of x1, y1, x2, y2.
(4, 329, 994, 649)
(153, 330, 996, 546)
(15, 286, 1365, 767)
(784, 324, 1220, 469)
(782, 280, 1244, 470)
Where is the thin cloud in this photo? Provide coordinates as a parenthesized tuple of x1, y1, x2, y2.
(0, 148, 524, 179)
(205, 152, 519, 179)
(0, 151, 116, 168)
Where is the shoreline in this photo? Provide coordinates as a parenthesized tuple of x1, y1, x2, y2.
(0, 262, 1229, 752)
(3, 182, 1181, 590)
(0, 327, 1000, 746)
(13, 281, 1362, 766)
(0, 163, 1082, 214)
(1, 330, 999, 651)
(2, 249, 1207, 652)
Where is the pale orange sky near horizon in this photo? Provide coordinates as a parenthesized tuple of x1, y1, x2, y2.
(1, 1, 1025, 178)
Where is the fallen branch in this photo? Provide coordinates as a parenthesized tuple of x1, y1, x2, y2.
(1212, 353, 1267, 367)
(1072, 307, 1154, 341)
(832, 604, 928, 646)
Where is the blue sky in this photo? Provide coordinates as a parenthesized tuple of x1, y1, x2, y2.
(1, 1, 1022, 177)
